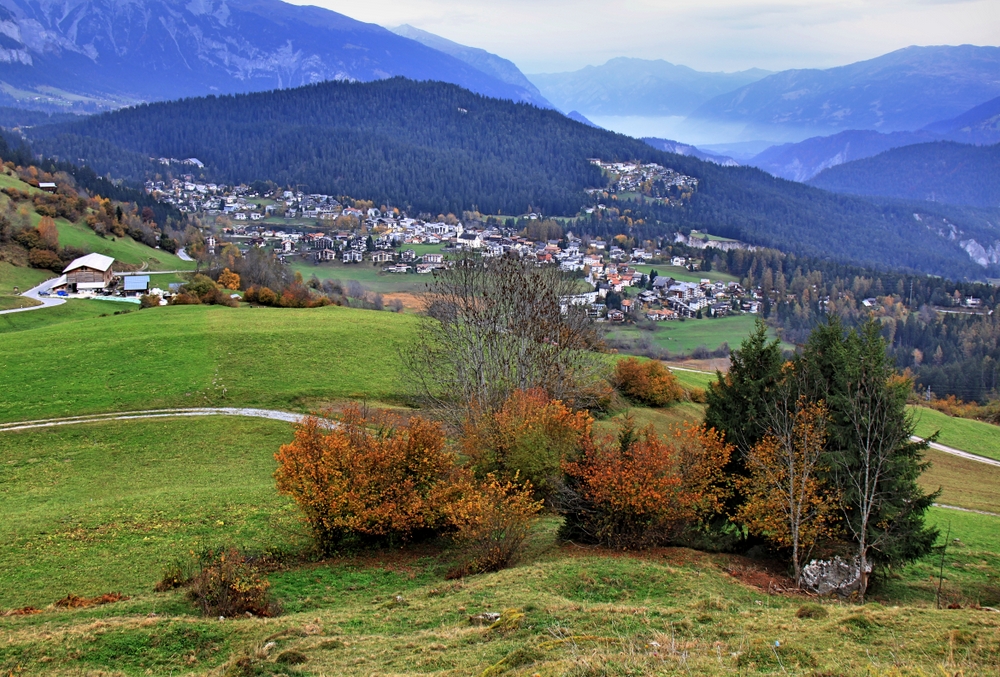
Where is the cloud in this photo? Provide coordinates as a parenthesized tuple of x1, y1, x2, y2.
(289, 0, 999, 73)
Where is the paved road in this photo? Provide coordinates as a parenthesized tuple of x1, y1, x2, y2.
(0, 408, 306, 433)
(0, 278, 63, 316)
(177, 248, 194, 262)
(913, 436, 1000, 468)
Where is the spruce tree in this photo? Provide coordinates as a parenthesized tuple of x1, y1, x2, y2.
(801, 317, 938, 599)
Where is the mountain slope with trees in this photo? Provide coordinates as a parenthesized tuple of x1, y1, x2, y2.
(808, 141, 1000, 208)
(26, 77, 1000, 278)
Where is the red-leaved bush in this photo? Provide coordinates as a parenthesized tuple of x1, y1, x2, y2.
(559, 419, 731, 549)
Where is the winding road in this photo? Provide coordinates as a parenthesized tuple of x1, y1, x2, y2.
(0, 278, 66, 315)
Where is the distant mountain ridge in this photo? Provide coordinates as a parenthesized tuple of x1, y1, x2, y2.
(689, 45, 1000, 142)
(389, 24, 551, 109)
(808, 141, 1000, 209)
(924, 95, 1000, 145)
(0, 0, 540, 111)
(749, 130, 942, 182)
(527, 58, 771, 117)
(641, 137, 737, 166)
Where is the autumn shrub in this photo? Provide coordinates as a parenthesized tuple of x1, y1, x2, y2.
(139, 294, 161, 309)
(613, 357, 684, 407)
(459, 388, 593, 501)
(169, 292, 201, 305)
(218, 267, 241, 290)
(274, 407, 456, 551)
(559, 419, 731, 549)
(187, 548, 280, 618)
(444, 473, 542, 577)
(257, 286, 278, 305)
(27, 247, 63, 272)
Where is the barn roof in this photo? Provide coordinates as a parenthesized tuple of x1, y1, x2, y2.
(123, 275, 150, 291)
(63, 253, 115, 274)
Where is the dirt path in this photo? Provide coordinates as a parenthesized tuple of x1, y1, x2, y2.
(0, 408, 306, 432)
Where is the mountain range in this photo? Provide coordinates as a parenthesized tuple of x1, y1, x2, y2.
(0, 0, 542, 111)
(527, 58, 770, 117)
(641, 138, 737, 166)
(685, 45, 1000, 142)
(24, 77, 1000, 279)
(388, 24, 552, 109)
(746, 94, 1000, 182)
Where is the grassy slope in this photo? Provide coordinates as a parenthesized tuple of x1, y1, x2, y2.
(911, 406, 1000, 462)
(0, 304, 417, 422)
(0, 170, 195, 273)
(291, 259, 431, 294)
(0, 416, 300, 609)
(631, 263, 738, 284)
(2, 306, 1000, 674)
(0, 298, 114, 334)
(667, 367, 716, 391)
(0, 261, 50, 292)
(608, 314, 761, 354)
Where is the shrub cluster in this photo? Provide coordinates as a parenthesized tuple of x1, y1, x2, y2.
(244, 282, 331, 308)
(274, 405, 543, 574)
(170, 274, 238, 307)
(560, 418, 731, 549)
(613, 357, 684, 407)
(459, 388, 592, 501)
(186, 548, 281, 618)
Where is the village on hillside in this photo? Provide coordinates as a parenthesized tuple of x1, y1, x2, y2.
(141, 177, 766, 322)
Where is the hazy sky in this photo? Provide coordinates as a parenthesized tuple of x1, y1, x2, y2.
(289, 0, 999, 73)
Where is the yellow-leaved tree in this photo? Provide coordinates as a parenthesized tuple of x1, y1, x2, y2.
(736, 395, 838, 584)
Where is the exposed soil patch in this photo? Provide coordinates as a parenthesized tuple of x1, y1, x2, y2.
(55, 592, 129, 609)
(724, 556, 804, 595)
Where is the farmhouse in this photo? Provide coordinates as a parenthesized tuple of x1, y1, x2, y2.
(60, 254, 116, 292)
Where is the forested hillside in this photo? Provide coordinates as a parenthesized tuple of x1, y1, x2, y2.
(27, 78, 1000, 278)
(809, 141, 1000, 208)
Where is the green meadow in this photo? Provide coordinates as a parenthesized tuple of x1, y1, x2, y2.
(2, 300, 1000, 676)
(608, 313, 764, 354)
(911, 405, 1000, 461)
(0, 304, 417, 422)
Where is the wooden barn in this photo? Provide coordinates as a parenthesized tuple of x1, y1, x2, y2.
(60, 254, 116, 292)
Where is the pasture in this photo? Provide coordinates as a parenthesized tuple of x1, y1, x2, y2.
(2, 298, 1000, 676)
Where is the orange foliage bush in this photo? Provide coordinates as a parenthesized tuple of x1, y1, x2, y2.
(218, 267, 241, 290)
(444, 473, 542, 577)
(459, 388, 592, 500)
(613, 357, 684, 407)
(560, 419, 731, 548)
(274, 407, 456, 551)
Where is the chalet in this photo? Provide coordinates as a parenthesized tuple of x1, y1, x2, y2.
(62, 254, 115, 292)
(314, 249, 337, 262)
(342, 250, 363, 263)
(401, 249, 417, 262)
(646, 308, 676, 321)
(38, 182, 57, 192)
(607, 309, 625, 322)
(371, 251, 394, 264)
(423, 253, 444, 265)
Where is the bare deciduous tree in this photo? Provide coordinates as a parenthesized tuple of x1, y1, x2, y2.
(738, 375, 837, 584)
(405, 253, 606, 425)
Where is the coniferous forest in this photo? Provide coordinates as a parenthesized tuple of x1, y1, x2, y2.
(26, 78, 1000, 279)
